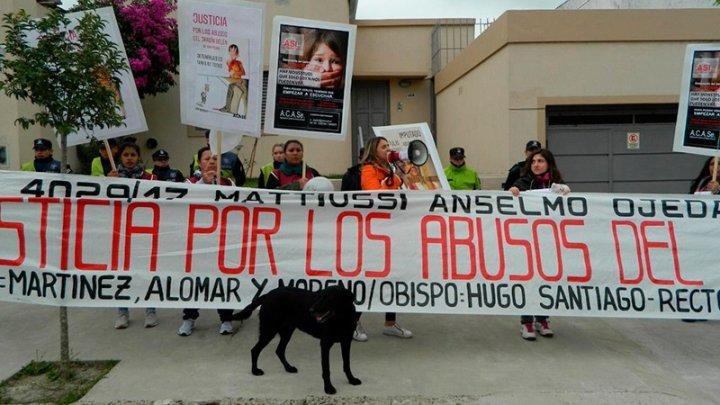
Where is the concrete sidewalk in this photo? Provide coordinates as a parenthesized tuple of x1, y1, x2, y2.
(1, 302, 719, 404)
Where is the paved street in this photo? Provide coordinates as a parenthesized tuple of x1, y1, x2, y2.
(1, 303, 719, 404)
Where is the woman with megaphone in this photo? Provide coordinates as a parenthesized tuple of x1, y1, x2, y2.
(353, 136, 413, 341)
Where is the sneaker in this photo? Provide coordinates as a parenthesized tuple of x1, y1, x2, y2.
(178, 319, 194, 336)
(219, 321, 233, 335)
(520, 322, 536, 340)
(144, 311, 159, 328)
(383, 324, 413, 338)
(534, 320, 554, 337)
(114, 312, 129, 329)
(353, 322, 368, 342)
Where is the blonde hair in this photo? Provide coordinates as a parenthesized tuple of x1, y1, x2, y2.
(360, 136, 390, 171)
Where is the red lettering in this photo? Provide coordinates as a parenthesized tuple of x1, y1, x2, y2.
(335, 211, 362, 277)
(185, 205, 219, 273)
(668, 221, 702, 286)
(250, 207, 280, 275)
(123, 202, 160, 272)
(75, 198, 110, 271)
(505, 219, 533, 281)
(0, 197, 26, 266)
(612, 220, 644, 284)
(477, 218, 505, 281)
(420, 215, 448, 280)
(28, 197, 61, 269)
(364, 212, 391, 278)
(560, 220, 591, 282)
(218, 206, 251, 275)
(449, 217, 476, 280)
(640, 221, 674, 286)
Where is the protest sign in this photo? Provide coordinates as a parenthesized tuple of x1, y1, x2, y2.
(62, 7, 147, 147)
(264, 16, 356, 140)
(1, 171, 719, 320)
(372, 123, 450, 190)
(178, 0, 264, 136)
(674, 44, 720, 156)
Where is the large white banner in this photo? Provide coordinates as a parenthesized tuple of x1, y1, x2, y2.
(178, 0, 264, 137)
(1, 171, 719, 319)
(63, 7, 147, 147)
(264, 17, 356, 140)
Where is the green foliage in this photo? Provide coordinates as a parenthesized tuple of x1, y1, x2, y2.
(0, 360, 118, 405)
(0, 8, 128, 137)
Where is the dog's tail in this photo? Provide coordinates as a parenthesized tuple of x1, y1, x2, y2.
(231, 296, 265, 321)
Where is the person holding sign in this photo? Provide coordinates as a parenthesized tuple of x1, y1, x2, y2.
(509, 149, 570, 340)
(107, 141, 158, 329)
(179, 146, 236, 337)
(91, 138, 119, 176)
(107, 141, 157, 181)
(689, 156, 720, 194)
(356, 136, 413, 340)
(264, 140, 319, 190)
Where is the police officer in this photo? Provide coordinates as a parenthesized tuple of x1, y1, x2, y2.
(503, 140, 541, 190)
(148, 149, 185, 182)
(444, 147, 481, 190)
(21, 138, 61, 173)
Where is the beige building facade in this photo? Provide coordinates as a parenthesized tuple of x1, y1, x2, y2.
(4, 2, 720, 190)
(435, 8, 720, 190)
(0, 0, 439, 179)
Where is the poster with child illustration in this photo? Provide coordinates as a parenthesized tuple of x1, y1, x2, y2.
(178, 0, 264, 137)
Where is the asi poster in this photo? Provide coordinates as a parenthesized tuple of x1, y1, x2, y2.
(178, 0, 264, 137)
(674, 44, 720, 156)
(372, 123, 451, 190)
(264, 16, 356, 140)
(64, 7, 147, 147)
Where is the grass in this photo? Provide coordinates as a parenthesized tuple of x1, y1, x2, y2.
(0, 360, 118, 405)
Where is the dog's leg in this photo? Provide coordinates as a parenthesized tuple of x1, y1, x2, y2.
(320, 340, 336, 395)
(275, 326, 298, 373)
(250, 332, 275, 376)
(341, 339, 361, 386)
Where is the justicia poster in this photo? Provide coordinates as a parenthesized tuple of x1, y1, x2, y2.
(178, 0, 264, 137)
(674, 44, 720, 156)
(264, 16, 356, 141)
(63, 7, 147, 147)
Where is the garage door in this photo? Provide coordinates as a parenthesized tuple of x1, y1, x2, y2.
(546, 105, 707, 194)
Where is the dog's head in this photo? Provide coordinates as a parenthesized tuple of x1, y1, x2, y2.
(309, 286, 356, 324)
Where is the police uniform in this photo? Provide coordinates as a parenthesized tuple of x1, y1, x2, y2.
(148, 149, 185, 182)
(21, 138, 61, 173)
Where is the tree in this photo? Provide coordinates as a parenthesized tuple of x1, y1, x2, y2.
(74, 0, 179, 98)
(0, 7, 128, 378)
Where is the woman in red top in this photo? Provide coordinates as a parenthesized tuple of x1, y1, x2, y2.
(353, 136, 413, 342)
(265, 139, 320, 190)
(107, 141, 157, 329)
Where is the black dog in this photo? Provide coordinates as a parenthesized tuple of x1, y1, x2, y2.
(232, 286, 362, 394)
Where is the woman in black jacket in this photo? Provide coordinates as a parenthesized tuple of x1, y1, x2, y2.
(509, 149, 569, 340)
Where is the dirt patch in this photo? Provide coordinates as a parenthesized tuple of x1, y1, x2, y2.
(0, 360, 117, 405)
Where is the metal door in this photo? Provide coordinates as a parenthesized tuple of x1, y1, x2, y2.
(351, 81, 389, 163)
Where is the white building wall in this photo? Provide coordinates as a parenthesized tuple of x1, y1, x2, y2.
(558, 0, 716, 9)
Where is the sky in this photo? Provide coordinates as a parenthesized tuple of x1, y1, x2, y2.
(59, 0, 567, 17)
(355, 0, 567, 20)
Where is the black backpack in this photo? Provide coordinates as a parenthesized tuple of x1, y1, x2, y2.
(341, 164, 362, 191)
